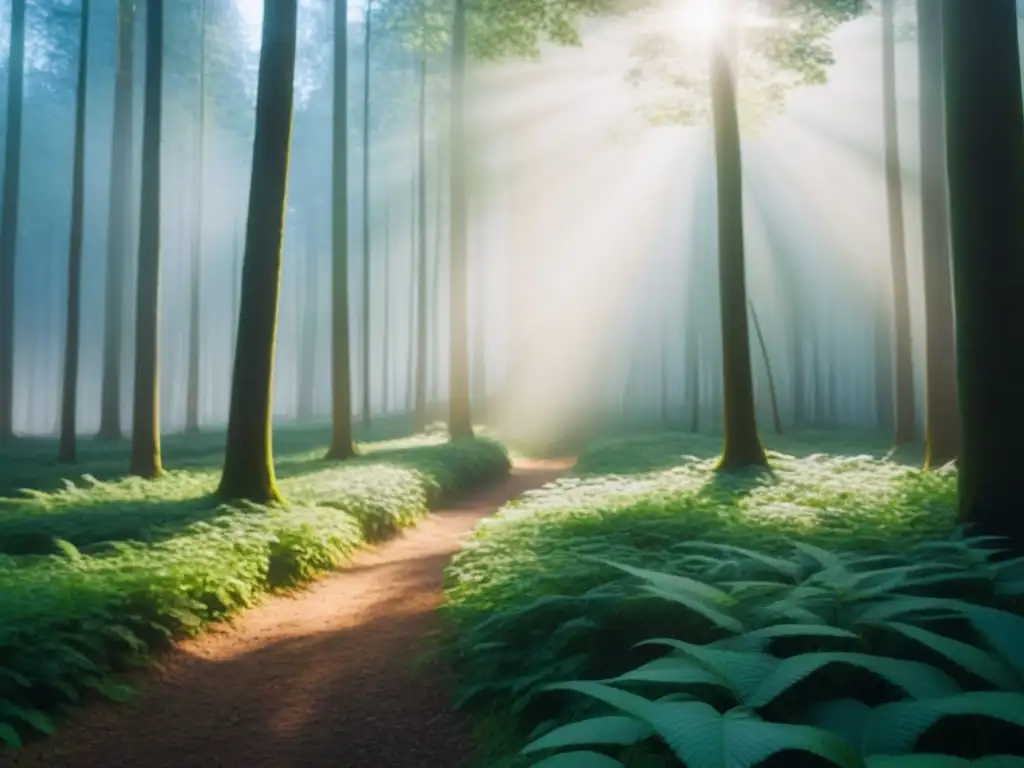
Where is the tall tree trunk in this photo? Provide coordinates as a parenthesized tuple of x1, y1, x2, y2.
(943, 0, 1024, 549)
(918, 0, 959, 468)
(430, 137, 444, 410)
(710, 1, 766, 470)
(360, 3, 373, 425)
(881, 0, 916, 446)
(382, 202, 391, 413)
(230, 217, 242, 366)
(297, 221, 318, 420)
(58, 0, 91, 463)
(873, 297, 894, 430)
(185, 0, 207, 435)
(471, 210, 487, 418)
(218, 0, 298, 502)
(0, 0, 26, 441)
(406, 172, 416, 412)
(790, 315, 806, 427)
(130, 0, 165, 478)
(749, 300, 782, 436)
(99, 0, 135, 440)
(414, 55, 428, 429)
(447, 0, 473, 439)
(327, 0, 356, 458)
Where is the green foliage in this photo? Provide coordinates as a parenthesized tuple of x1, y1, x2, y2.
(441, 432, 1024, 766)
(0, 434, 509, 749)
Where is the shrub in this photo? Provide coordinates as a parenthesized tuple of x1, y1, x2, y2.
(0, 437, 509, 748)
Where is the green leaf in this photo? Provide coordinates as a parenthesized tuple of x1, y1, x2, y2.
(862, 692, 1024, 756)
(597, 559, 737, 604)
(521, 716, 653, 754)
(807, 698, 873, 747)
(870, 621, 1023, 690)
(605, 655, 729, 689)
(639, 585, 744, 634)
(634, 640, 780, 703)
(867, 757, 1024, 767)
(529, 752, 626, 767)
(0, 722, 22, 749)
(747, 652, 961, 708)
(714, 624, 859, 652)
(650, 702, 865, 768)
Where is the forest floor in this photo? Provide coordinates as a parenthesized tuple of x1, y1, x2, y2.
(6, 455, 574, 768)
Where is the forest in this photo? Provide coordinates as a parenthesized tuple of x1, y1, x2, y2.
(0, 0, 1023, 766)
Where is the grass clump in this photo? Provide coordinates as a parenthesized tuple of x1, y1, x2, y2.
(442, 431, 1024, 766)
(0, 434, 509, 748)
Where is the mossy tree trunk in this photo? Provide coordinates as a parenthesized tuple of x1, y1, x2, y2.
(710, 1, 767, 471)
(327, 0, 356, 459)
(58, 0, 91, 464)
(0, 0, 26, 442)
(943, 0, 1024, 550)
(130, 0, 164, 479)
(99, 0, 135, 441)
(185, 0, 207, 436)
(447, 0, 473, 440)
(881, 0, 916, 446)
(218, 0, 298, 502)
(918, 0, 959, 468)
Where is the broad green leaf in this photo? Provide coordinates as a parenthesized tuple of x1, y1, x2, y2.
(521, 716, 652, 754)
(530, 751, 626, 767)
(597, 559, 737, 604)
(806, 698, 873, 747)
(639, 585, 744, 634)
(650, 702, 864, 768)
(747, 652, 961, 708)
(635, 640, 779, 702)
(862, 692, 1024, 756)
(870, 621, 1023, 690)
(606, 655, 729, 689)
(713, 624, 859, 652)
(0, 722, 21, 749)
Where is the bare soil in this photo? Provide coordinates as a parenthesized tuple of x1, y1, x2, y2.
(7, 457, 573, 768)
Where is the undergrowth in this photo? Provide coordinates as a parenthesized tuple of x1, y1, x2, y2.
(0, 435, 509, 749)
(442, 432, 1024, 766)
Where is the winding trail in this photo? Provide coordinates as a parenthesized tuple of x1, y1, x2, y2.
(9, 457, 573, 768)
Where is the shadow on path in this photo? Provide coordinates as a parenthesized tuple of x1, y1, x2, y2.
(8, 458, 574, 768)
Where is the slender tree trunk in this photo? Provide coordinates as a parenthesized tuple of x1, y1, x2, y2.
(360, 3, 373, 425)
(710, 2, 766, 470)
(99, 0, 135, 440)
(406, 172, 416, 412)
(918, 0, 959, 468)
(447, 0, 473, 439)
(218, 0, 298, 502)
(327, 0, 356, 458)
(297, 221, 318, 420)
(749, 300, 782, 436)
(430, 137, 444, 412)
(185, 0, 207, 435)
(471, 210, 487, 418)
(230, 218, 242, 367)
(413, 57, 429, 428)
(382, 202, 391, 413)
(0, 0, 26, 441)
(130, 0, 164, 478)
(790, 315, 806, 427)
(812, 337, 827, 427)
(943, 0, 1024, 549)
(881, 0, 916, 446)
(58, 0, 91, 463)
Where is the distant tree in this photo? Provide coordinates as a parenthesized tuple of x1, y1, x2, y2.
(131, 0, 165, 479)
(414, 54, 429, 430)
(918, 0, 958, 468)
(880, 0, 915, 447)
(943, 0, 1024, 550)
(327, 0, 357, 460)
(360, 2, 374, 426)
(297, 218, 318, 421)
(218, 0, 299, 502)
(185, 0, 209, 435)
(98, 0, 135, 441)
(0, 0, 26, 441)
(58, 0, 92, 464)
(382, 201, 392, 412)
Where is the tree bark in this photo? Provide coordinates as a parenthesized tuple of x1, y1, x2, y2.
(881, 0, 916, 446)
(185, 0, 207, 435)
(918, 0, 959, 468)
(327, 0, 356, 459)
(130, 0, 164, 479)
(382, 202, 391, 413)
(58, 0, 91, 463)
(218, 0, 298, 502)
(297, 220, 318, 421)
(710, 1, 766, 470)
(414, 55, 429, 430)
(943, 0, 1024, 549)
(360, 3, 373, 426)
(0, 0, 26, 441)
(98, 0, 135, 440)
(447, 0, 473, 439)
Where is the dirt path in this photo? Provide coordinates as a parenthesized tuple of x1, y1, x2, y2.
(9, 457, 573, 768)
